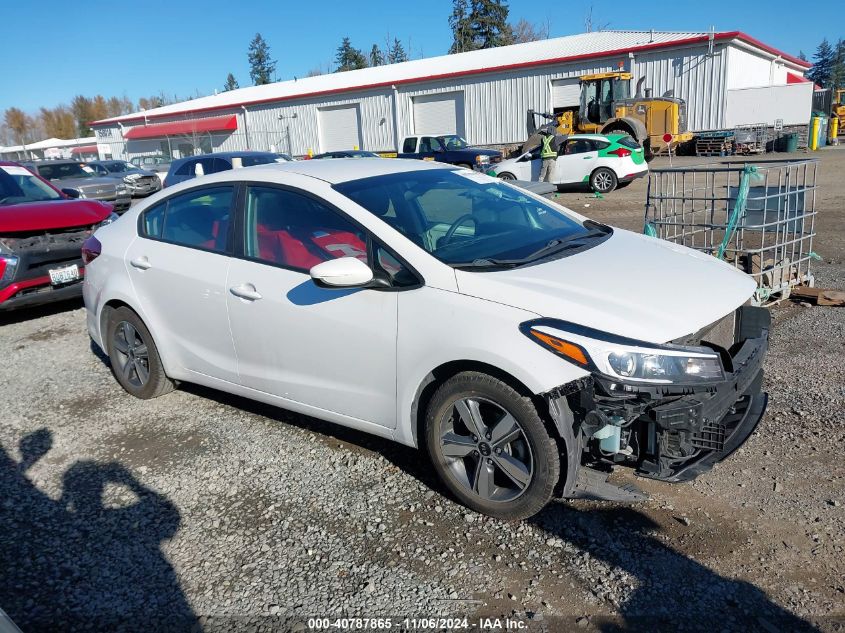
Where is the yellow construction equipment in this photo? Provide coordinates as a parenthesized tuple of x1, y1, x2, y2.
(834, 89, 845, 134)
(525, 71, 693, 159)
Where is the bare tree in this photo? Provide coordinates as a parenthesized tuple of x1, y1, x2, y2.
(511, 18, 550, 43)
(584, 5, 610, 33)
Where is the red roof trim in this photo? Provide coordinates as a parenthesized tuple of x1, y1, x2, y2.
(786, 71, 809, 84)
(93, 31, 810, 127)
(123, 115, 238, 139)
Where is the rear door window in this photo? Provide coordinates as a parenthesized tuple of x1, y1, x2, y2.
(141, 186, 234, 253)
(402, 137, 417, 153)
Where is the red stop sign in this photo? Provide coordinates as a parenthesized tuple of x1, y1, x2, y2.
(663, 133, 674, 143)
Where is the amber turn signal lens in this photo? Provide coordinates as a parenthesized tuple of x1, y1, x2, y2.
(529, 330, 589, 366)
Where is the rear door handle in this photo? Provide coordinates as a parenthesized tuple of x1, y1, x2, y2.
(130, 257, 151, 270)
(230, 284, 263, 301)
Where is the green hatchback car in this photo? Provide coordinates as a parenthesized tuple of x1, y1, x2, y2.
(488, 134, 648, 193)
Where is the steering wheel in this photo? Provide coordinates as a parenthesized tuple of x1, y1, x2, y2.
(442, 214, 478, 246)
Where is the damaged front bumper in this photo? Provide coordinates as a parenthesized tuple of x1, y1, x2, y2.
(551, 306, 770, 489)
(595, 332, 768, 482)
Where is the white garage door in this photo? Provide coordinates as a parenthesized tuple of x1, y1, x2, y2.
(413, 92, 464, 135)
(318, 104, 362, 152)
(551, 79, 581, 109)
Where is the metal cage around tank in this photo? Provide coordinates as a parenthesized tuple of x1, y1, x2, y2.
(644, 158, 819, 305)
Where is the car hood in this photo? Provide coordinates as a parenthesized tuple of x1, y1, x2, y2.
(468, 147, 502, 157)
(122, 168, 155, 177)
(454, 228, 756, 344)
(0, 199, 112, 232)
(50, 176, 117, 190)
(490, 156, 521, 171)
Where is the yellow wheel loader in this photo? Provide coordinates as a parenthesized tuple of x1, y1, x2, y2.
(834, 89, 845, 136)
(524, 71, 693, 159)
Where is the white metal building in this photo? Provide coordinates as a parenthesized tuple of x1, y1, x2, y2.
(0, 136, 104, 161)
(89, 30, 812, 160)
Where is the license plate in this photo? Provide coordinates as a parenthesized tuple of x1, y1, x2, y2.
(49, 264, 80, 286)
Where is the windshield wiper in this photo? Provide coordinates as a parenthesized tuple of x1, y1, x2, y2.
(452, 258, 522, 270)
(520, 228, 609, 262)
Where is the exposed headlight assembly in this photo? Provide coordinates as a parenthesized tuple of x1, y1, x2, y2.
(522, 321, 724, 384)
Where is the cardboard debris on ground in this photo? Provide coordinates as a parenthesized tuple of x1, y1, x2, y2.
(790, 287, 845, 306)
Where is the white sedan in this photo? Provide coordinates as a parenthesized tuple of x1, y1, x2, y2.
(488, 133, 648, 193)
(82, 158, 768, 520)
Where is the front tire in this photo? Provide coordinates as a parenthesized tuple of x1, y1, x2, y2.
(497, 172, 516, 181)
(425, 372, 560, 520)
(590, 167, 618, 193)
(107, 307, 174, 399)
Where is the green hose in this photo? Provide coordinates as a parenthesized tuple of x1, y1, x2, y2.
(717, 165, 761, 260)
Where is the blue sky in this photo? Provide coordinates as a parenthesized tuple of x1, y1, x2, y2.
(1, 0, 837, 114)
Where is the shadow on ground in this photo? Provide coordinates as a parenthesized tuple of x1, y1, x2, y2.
(0, 297, 83, 326)
(531, 503, 820, 632)
(0, 429, 199, 632)
(181, 383, 820, 632)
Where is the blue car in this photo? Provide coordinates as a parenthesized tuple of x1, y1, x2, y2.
(163, 151, 291, 187)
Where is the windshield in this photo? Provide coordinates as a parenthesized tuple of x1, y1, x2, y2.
(437, 135, 469, 150)
(335, 169, 606, 267)
(105, 162, 135, 173)
(37, 162, 95, 180)
(0, 165, 63, 205)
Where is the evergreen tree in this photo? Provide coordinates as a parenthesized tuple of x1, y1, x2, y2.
(470, 0, 513, 49)
(387, 38, 408, 64)
(248, 33, 276, 85)
(449, 0, 475, 53)
(335, 37, 368, 72)
(369, 44, 385, 67)
(831, 39, 845, 92)
(449, 0, 514, 53)
(806, 38, 834, 88)
(223, 73, 240, 91)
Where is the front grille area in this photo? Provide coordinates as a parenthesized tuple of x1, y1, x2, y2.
(691, 423, 727, 451)
(2, 225, 94, 278)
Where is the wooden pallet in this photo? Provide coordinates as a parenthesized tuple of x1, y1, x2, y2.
(696, 137, 733, 157)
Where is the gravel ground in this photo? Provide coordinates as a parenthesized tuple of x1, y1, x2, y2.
(1, 149, 844, 632)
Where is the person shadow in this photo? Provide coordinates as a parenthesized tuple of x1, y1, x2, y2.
(0, 429, 199, 632)
(531, 503, 821, 633)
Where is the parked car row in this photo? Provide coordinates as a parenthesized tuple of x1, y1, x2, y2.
(21, 160, 132, 212)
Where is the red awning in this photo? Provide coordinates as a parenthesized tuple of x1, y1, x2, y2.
(124, 115, 238, 140)
(71, 145, 98, 154)
(786, 72, 809, 84)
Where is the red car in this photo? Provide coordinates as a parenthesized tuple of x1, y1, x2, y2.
(0, 161, 117, 311)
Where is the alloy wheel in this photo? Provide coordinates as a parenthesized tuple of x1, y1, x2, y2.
(593, 171, 613, 192)
(438, 397, 534, 503)
(112, 321, 150, 388)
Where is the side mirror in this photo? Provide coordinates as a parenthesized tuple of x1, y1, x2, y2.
(61, 188, 81, 199)
(309, 257, 374, 288)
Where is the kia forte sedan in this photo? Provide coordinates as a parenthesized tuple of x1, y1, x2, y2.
(82, 159, 769, 520)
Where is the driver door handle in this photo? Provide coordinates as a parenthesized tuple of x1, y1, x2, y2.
(230, 283, 263, 301)
(130, 257, 151, 270)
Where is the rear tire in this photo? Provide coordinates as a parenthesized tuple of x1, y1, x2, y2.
(498, 172, 516, 180)
(425, 372, 560, 520)
(590, 167, 618, 193)
(107, 307, 174, 399)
